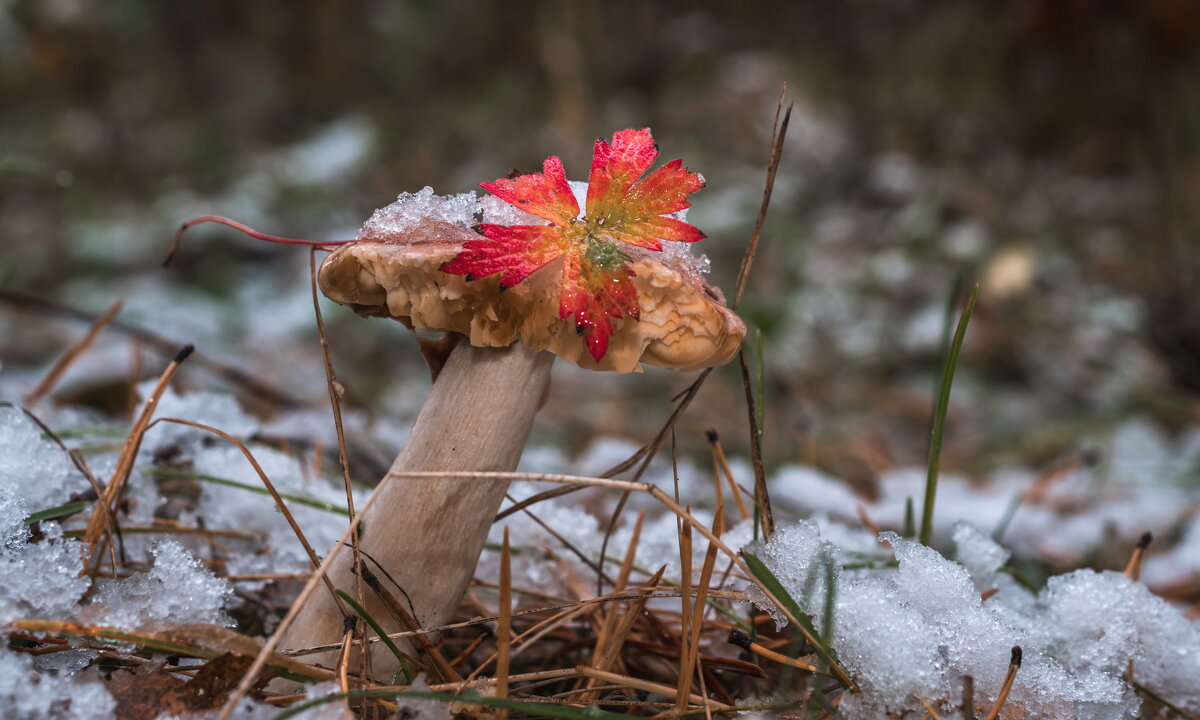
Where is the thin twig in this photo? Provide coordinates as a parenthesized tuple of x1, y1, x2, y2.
(82, 344, 192, 569)
(733, 87, 793, 310)
(0, 290, 303, 408)
(596, 367, 714, 595)
(25, 298, 124, 405)
(215, 483, 389, 720)
(575, 666, 730, 710)
(496, 527, 513, 720)
(310, 247, 369, 687)
(707, 430, 750, 521)
(739, 348, 773, 540)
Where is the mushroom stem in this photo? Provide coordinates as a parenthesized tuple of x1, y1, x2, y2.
(282, 341, 553, 677)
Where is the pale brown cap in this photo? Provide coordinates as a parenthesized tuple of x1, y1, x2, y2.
(319, 220, 745, 373)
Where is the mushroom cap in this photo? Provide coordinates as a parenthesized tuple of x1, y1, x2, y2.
(319, 219, 745, 373)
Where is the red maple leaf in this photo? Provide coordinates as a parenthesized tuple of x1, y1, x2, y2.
(440, 128, 706, 361)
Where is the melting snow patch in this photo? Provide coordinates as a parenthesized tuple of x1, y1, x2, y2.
(0, 649, 116, 720)
(747, 521, 1200, 718)
(86, 539, 233, 630)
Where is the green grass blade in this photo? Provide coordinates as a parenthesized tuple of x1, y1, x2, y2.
(146, 467, 347, 515)
(754, 328, 765, 446)
(806, 550, 841, 718)
(742, 551, 849, 689)
(335, 589, 414, 684)
(25, 500, 90, 525)
(919, 283, 979, 547)
(990, 492, 1022, 542)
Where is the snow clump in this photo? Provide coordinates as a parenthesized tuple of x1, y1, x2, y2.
(747, 520, 1200, 718)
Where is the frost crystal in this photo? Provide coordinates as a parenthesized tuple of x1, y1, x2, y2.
(0, 510, 90, 624)
(0, 409, 92, 623)
(0, 649, 115, 719)
(88, 539, 233, 630)
(0, 407, 90, 513)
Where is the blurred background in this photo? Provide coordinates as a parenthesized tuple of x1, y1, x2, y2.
(2, 0, 1199, 495)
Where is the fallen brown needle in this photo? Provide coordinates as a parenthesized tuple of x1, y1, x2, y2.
(728, 629, 817, 672)
(983, 646, 1022, 720)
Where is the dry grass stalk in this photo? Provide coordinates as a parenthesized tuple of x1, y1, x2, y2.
(0, 289, 303, 408)
(151, 417, 346, 614)
(738, 347, 775, 541)
(7, 619, 335, 683)
(68, 446, 120, 574)
(310, 248, 370, 689)
(496, 526, 512, 720)
(647, 485, 858, 690)
(679, 513, 723, 712)
(67, 524, 255, 541)
(707, 430, 750, 521)
(1123, 531, 1152, 580)
(1123, 532, 1153, 686)
(675, 506, 695, 713)
(733, 86, 791, 309)
(732, 90, 793, 545)
(389, 470, 652, 493)
(983, 647, 1022, 720)
(25, 298, 124, 406)
(581, 511, 647, 700)
(81, 344, 192, 571)
(448, 631, 489, 671)
(962, 674, 976, 719)
(612, 510, 645, 595)
(215, 477, 392, 720)
(917, 695, 942, 719)
(336, 618, 355, 720)
(728, 630, 817, 673)
(856, 503, 882, 538)
(574, 666, 730, 710)
(582, 565, 666, 702)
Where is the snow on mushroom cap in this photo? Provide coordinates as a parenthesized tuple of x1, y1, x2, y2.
(319, 189, 744, 372)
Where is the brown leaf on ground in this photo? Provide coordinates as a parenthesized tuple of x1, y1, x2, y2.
(108, 654, 271, 719)
(186, 652, 273, 707)
(108, 662, 190, 720)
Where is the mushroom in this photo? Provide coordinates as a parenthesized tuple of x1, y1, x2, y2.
(283, 129, 745, 677)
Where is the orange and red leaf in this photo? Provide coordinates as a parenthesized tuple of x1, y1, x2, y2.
(442, 127, 706, 362)
(480, 156, 580, 226)
(439, 224, 567, 289)
(559, 251, 641, 362)
(586, 128, 659, 223)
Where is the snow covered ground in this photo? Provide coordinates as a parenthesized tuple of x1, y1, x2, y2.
(0, 377, 1196, 718)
